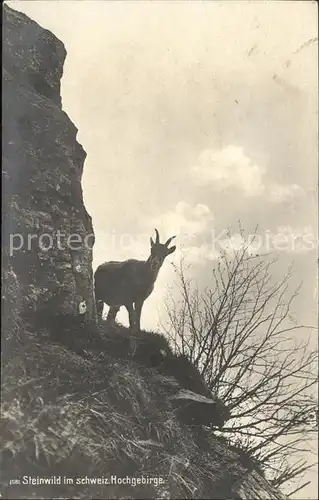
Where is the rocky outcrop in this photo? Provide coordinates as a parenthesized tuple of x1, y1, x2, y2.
(2, 4, 96, 330)
(170, 389, 230, 427)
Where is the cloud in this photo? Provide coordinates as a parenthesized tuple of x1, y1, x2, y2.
(142, 201, 218, 264)
(190, 147, 307, 208)
(268, 183, 305, 203)
(191, 146, 265, 196)
(180, 244, 220, 264)
(149, 201, 214, 238)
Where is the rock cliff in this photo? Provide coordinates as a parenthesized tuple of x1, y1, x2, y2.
(2, 4, 95, 333)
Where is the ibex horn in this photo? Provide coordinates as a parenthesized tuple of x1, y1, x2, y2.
(154, 228, 160, 244)
(165, 235, 176, 247)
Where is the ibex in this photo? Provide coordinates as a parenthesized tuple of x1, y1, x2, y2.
(94, 229, 176, 332)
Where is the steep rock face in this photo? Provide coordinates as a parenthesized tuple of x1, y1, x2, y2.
(2, 4, 96, 328)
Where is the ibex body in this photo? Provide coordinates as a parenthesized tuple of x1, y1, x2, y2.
(94, 229, 176, 332)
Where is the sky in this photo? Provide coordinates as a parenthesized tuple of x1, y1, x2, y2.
(7, 1, 318, 496)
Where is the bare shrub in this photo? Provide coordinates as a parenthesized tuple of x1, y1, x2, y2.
(163, 228, 318, 496)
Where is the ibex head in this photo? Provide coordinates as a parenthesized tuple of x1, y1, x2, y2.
(149, 229, 176, 271)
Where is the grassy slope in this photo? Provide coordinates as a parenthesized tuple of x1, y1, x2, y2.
(1, 314, 246, 500)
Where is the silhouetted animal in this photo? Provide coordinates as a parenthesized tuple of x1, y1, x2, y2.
(94, 229, 176, 332)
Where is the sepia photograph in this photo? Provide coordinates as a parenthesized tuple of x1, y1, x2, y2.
(2, 1, 318, 499)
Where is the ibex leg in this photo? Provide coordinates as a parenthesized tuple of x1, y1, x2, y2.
(107, 305, 120, 324)
(125, 303, 136, 331)
(134, 300, 144, 332)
